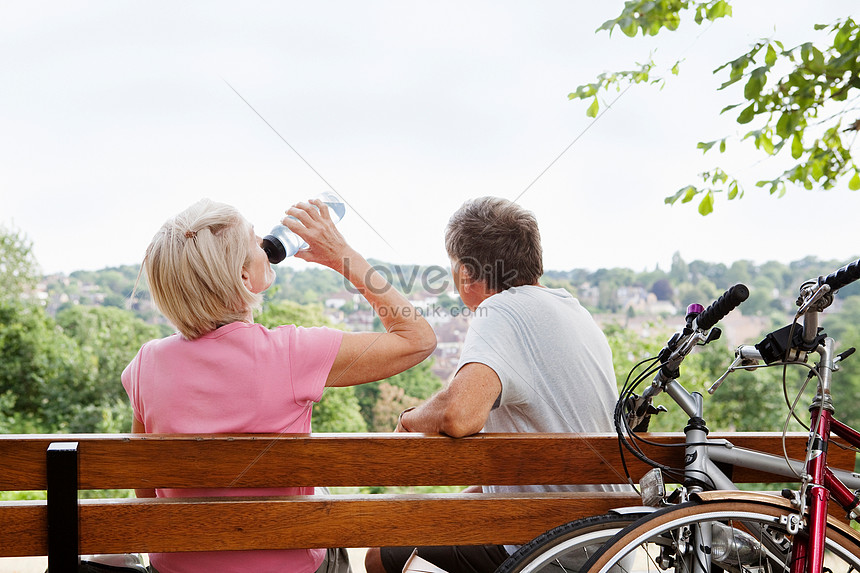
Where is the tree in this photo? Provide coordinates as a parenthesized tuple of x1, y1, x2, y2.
(669, 252, 689, 283)
(311, 386, 368, 433)
(256, 299, 333, 328)
(0, 301, 100, 432)
(370, 383, 421, 432)
(55, 305, 169, 429)
(572, 2, 860, 214)
(0, 225, 40, 302)
(650, 278, 674, 301)
(353, 359, 441, 431)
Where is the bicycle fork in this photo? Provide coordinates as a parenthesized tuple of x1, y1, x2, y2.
(670, 384, 716, 573)
(797, 337, 835, 573)
(671, 384, 770, 573)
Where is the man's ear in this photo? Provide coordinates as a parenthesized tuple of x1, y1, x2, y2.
(459, 265, 495, 299)
(457, 263, 475, 292)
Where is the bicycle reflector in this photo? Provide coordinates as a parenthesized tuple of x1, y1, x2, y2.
(639, 468, 666, 506)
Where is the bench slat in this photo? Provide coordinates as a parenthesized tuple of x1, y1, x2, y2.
(2, 491, 854, 557)
(1, 432, 849, 491)
(1, 492, 642, 556)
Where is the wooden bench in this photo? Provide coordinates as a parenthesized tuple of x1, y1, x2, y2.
(0, 432, 853, 572)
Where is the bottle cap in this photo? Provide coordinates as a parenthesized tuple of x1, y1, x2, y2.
(261, 235, 287, 264)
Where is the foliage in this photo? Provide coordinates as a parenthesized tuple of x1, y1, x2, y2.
(54, 305, 170, 432)
(606, 314, 807, 435)
(312, 386, 368, 433)
(256, 298, 333, 328)
(354, 359, 441, 431)
(572, 2, 860, 214)
(371, 383, 422, 432)
(0, 301, 100, 432)
(269, 267, 346, 305)
(0, 225, 40, 303)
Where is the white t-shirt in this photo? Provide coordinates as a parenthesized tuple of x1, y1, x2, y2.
(457, 285, 626, 494)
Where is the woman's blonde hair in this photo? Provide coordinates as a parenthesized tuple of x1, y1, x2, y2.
(144, 199, 262, 340)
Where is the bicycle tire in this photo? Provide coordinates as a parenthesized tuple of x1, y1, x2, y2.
(580, 498, 860, 573)
(495, 512, 651, 573)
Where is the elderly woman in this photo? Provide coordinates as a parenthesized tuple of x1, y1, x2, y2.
(123, 197, 436, 573)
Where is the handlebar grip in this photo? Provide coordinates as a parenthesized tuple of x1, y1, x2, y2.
(820, 258, 860, 292)
(695, 284, 750, 331)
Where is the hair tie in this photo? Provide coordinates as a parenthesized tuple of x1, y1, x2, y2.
(185, 230, 197, 239)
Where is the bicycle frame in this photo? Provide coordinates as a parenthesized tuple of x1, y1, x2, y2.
(663, 374, 860, 494)
(621, 277, 860, 573)
(799, 334, 860, 573)
(689, 287, 860, 573)
(657, 367, 860, 573)
(502, 268, 860, 573)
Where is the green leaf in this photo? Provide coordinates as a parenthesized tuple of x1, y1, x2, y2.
(728, 181, 740, 200)
(665, 185, 697, 205)
(737, 103, 755, 124)
(835, 21, 852, 50)
(620, 17, 638, 37)
(791, 134, 803, 159)
(719, 139, 726, 153)
(707, 1, 732, 20)
(850, 171, 860, 191)
(698, 191, 714, 216)
(775, 113, 793, 139)
(682, 186, 698, 203)
(596, 18, 617, 33)
(812, 160, 824, 181)
(697, 140, 717, 153)
(808, 46, 825, 74)
(744, 67, 767, 100)
(765, 44, 777, 67)
(671, 62, 680, 76)
(761, 134, 774, 155)
(586, 97, 599, 118)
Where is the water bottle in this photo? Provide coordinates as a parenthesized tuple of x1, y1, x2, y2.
(261, 191, 347, 264)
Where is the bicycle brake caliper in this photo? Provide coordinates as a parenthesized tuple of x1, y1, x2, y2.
(779, 513, 804, 535)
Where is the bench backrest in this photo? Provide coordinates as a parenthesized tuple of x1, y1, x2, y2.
(0, 432, 852, 560)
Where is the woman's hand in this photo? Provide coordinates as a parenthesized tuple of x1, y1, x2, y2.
(282, 197, 436, 388)
(284, 198, 351, 271)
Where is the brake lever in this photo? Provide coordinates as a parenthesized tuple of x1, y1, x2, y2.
(708, 344, 763, 395)
(796, 283, 832, 315)
(708, 353, 743, 395)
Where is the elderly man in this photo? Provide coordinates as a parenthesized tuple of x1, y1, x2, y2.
(365, 197, 621, 573)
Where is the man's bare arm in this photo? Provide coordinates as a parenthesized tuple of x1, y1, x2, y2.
(398, 362, 501, 437)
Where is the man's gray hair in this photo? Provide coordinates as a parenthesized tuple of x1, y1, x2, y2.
(445, 197, 543, 292)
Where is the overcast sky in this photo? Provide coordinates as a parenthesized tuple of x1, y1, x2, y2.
(2, 1, 858, 277)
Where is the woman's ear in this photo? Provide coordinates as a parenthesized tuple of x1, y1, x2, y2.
(240, 266, 253, 291)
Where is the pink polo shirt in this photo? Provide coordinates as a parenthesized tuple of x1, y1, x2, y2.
(122, 321, 343, 573)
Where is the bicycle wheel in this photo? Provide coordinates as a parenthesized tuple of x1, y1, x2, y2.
(581, 498, 860, 573)
(496, 512, 652, 573)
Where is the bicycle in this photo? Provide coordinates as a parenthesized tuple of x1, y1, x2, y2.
(497, 259, 860, 573)
(578, 257, 860, 573)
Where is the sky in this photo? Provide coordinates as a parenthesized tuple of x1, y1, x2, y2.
(2, 1, 859, 277)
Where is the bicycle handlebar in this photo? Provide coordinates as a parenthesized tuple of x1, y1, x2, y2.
(819, 257, 860, 292)
(694, 284, 750, 331)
